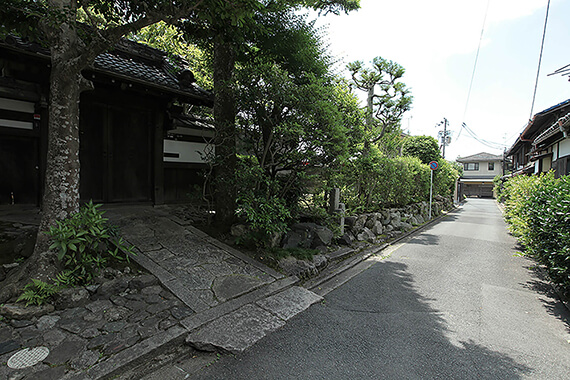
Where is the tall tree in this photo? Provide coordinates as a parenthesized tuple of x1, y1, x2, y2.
(236, 12, 350, 176)
(181, 0, 359, 227)
(347, 56, 413, 153)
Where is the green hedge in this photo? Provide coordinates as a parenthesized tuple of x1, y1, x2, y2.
(336, 149, 458, 212)
(501, 172, 570, 293)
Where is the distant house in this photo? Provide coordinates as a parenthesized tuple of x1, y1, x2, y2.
(505, 99, 570, 178)
(456, 152, 504, 198)
(0, 36, 214, 206)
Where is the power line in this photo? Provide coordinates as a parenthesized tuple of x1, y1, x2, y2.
(462, 0, 491, 123)
(460, 122, 507, 150)
(529, 0, 551, 119)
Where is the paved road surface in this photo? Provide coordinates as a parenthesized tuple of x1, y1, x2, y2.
(189, 199, 570, 379)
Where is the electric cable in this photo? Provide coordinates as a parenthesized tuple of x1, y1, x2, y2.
(460, 122, 507, 150)
(460, 0, 491, 140)
(529, 0, 551, 119)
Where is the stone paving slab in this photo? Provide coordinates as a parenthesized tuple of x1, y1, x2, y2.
(256, 286, 323, 321)
(185, 304, 286, 354)
(104, 206, 282, 317)
(185, 286, 323, 354)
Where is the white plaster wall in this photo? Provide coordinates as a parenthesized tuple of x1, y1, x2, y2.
(558, 138, 570, 158)
(163, 140, 213, 163)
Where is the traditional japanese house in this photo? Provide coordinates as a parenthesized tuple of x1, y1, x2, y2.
(505, 99, 570, 178)
(0, 36, 214, 206)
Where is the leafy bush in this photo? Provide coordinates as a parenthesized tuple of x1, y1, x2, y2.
(17, 279, 59, 306)
(493, 174, 504, 201)
(433, 159, 461, 198)
(235, 157, 294, 247)
(46, 200, 134, 285)
(501, 172, 570, 292)
(401, 135, 441, 164)
(501, 173, 544, 243)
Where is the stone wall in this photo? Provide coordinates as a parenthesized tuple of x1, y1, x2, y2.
(282, 196, 453, 250)
(276, 196, 454, 278)
(342, 196, 452, 245)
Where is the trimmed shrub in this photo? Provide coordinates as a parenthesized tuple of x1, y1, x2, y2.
(501, 172, 570, 293)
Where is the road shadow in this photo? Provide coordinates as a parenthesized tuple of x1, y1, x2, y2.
(319, 260, 533, 379)
(406, 233, 440, 246)
(522, 264, 570, 332)
(192, 261, 533, 379)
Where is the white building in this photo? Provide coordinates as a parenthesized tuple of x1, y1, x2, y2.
(456, 152, 504, 198)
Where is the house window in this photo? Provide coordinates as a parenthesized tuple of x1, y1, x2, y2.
(488, 162, 494, 171)
(464, 163, 479, 171)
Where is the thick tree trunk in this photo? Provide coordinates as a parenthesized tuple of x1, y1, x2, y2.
(0, 25, 85, 302)
(212, 36, 237, 227)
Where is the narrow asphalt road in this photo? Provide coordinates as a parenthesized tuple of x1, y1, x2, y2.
(191, 198, 570, 379)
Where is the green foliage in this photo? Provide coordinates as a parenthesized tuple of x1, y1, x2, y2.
(235, 11, 356, 178)
(501, 174, 544, 242)
(46, 201, 134, 285)
(501, 172, 570, 293)
(17, 279, 59, 306)
(493, 174, 504, 201)
(433, 160, 461, 198)
(402, 135, 442, 164)
(235, 157, 293, 247)
(130, 21, 213, 89)
(268, 247, 319, 261)
(337, 149, 431, 211)
(332, 146, 459, 213)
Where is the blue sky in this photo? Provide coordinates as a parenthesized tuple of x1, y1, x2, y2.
(312, 0, 570, 160)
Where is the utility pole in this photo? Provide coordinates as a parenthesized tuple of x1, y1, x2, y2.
(442, 118, 448, 159)
(436, 118, 450, 159)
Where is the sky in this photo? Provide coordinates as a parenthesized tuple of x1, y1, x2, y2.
(310, 0, 570, 161)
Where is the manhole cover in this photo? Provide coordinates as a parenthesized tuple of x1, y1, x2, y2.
(7, 347, 50, 369)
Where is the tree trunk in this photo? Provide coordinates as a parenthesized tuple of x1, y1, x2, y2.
(363, 86, 375, 154)
(0, 24, 85, 302)
(212, 36, 237, 228)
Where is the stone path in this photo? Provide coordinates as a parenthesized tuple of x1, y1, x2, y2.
(0, 205, 323, 379)
(105, 207, 282, 313)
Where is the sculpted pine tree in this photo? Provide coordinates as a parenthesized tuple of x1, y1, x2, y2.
(347, 57, 413, 152)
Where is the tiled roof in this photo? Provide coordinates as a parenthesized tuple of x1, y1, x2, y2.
(505, 98, 570, 156)
(456, 152, 503, 162)
(533, 112, 570, 146)
(1, 35, 213, 105)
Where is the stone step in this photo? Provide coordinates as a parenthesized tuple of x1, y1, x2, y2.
(185, 286, 323, 354)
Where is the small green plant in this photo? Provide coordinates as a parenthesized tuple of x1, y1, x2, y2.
(17, 279, 59, 306)
(46, 200, 134, 285)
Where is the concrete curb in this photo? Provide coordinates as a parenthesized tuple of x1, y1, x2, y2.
(305, 206, 461, 294)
